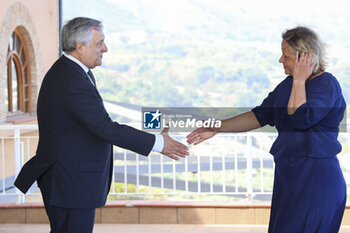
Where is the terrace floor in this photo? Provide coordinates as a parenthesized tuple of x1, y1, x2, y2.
(1, 224, 350, 233)
(1, 224, 266, 233)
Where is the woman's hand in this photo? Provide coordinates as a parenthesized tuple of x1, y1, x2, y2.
(287, 52, 316, 115)
(186, 127, 218, 145)
(293, 51, 316, 83)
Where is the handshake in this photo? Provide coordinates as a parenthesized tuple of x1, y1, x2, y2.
(159, 111, 259, 160)
(159, 126, 218, 160)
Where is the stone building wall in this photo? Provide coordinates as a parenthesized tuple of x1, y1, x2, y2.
(0, 0, 59, 123)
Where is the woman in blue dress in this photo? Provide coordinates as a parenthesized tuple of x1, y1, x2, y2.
(187, 26, 346, 233)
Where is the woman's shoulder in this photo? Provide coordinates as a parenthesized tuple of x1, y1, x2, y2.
(308, 72, 344, 101)
(311, 71, 337, 83)
(274, 76, 293, 90)
(309, 72, 341, 89)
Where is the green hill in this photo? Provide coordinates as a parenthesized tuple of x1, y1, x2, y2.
(63, 0, 350, 110)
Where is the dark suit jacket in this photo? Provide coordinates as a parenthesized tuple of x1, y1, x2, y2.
(14, 55, 155, 209)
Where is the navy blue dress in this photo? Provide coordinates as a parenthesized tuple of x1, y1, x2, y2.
(252, 72, 346, 233)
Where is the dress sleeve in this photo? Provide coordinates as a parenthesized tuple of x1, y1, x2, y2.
(289, 76, 341, 131)
(252, 90, 276, 127)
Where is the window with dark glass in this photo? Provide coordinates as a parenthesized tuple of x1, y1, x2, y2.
(6, 30, 31, 115)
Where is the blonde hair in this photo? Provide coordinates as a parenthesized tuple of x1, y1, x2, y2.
(282, 26, 327, 75)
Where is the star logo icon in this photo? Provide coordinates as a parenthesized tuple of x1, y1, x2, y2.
(143, 109, 162, 129)
(150, 109, 161, 122)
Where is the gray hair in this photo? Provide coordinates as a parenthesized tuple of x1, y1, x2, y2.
(61, 17, 103, 53)
(282, 26, 327, 75)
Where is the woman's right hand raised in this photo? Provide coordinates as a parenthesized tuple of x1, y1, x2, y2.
(186, 127, 218, 145)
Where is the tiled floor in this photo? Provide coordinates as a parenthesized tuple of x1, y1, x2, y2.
(0, 224, 350, 233)
(0, 224, 266, 233)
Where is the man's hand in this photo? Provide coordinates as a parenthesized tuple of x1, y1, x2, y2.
(161, 127, 189, 160)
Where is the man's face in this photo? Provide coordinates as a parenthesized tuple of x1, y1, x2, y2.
(79, 29, 108, 69)
(279, 40, 296, 76)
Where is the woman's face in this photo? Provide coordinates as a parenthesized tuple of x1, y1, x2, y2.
(279, 40, 296, 76)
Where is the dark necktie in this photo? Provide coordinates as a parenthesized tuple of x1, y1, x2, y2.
(87, 70, 96, 86)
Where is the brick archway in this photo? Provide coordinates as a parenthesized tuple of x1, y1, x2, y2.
(0, 2, 42, 122)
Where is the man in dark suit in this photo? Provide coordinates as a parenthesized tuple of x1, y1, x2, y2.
(14, 17, 188, 233)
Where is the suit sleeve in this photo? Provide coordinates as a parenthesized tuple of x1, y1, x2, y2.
(63, 80, 155, 156)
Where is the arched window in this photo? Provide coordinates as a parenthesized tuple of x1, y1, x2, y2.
(6, 30, 31, 116)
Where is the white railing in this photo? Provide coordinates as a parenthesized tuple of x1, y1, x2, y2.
(108, 132, 276, 203)
(0, 125, 38, 204)
(1, 125, 350, 204)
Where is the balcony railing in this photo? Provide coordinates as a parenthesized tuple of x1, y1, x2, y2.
(1, 124, 349, 204)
